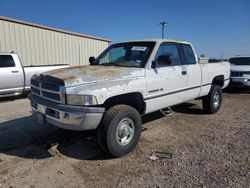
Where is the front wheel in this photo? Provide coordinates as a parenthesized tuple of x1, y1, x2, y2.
(202, 85, 222, 114)
(97, 105, 142, 157)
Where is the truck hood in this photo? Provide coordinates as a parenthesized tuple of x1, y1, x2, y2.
(45, 65, 145, 87)
(231, 65, 250, 72)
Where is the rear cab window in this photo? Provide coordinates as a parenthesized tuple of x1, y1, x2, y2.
(0, 55, 15, 68)
(180, 44, 196, 65)
(154, 42, 182, 66)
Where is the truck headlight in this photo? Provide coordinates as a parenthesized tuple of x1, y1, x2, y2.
(66, 94, 98, 106)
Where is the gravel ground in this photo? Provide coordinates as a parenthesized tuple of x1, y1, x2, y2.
(0, 91, 249, 188)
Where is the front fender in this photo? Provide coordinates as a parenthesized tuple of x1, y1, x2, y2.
(65, 77, 146, 105)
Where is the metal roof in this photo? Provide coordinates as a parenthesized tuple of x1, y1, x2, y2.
(0, 16, 111, 42)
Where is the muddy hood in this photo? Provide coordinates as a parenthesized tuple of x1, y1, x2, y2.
(45, 65, 145, 87)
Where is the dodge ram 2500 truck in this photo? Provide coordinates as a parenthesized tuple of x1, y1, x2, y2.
(0, 52, 69, 98)
(28, 39, 230, 157)
(229, 56, 250, 88)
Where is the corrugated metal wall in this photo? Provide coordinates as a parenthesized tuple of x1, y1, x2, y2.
(0, 17, 110, 66)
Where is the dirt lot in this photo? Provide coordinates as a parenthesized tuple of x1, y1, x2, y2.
(0, 91, 249, 188)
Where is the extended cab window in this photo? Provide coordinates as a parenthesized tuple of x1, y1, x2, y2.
(181, 44, 196, 65)
(155, 43, 181, 66)
(0, 55, 15, 68)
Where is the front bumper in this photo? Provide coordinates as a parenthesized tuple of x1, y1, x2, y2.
(229, 77, 250, 88)
(28, 94, 105, 131)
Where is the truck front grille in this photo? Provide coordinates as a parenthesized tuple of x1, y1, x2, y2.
(31, 87, 40, 95)
(30, 75, 65, 103)
(231, 71, 250, 77)
(41, 82, 60, 92)
(31, 79, 39, 87)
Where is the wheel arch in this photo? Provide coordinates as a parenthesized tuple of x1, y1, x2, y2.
(101, 92, 146, 115)
(212, 75, 224, 87)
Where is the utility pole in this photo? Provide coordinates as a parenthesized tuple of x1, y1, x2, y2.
(159, 21, 168, 39)
(221, 52, 224, 61)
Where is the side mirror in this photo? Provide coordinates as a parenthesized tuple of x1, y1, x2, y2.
(157, 55, 172, 66)
(151, 60, 157, 69)
(89, 56, 96, 65)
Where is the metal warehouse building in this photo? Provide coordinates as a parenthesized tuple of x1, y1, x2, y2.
(0, 16, 110, 66)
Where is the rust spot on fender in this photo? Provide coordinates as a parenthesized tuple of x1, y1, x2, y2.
(79, 69, 87, 74)
(62, 76, 76, 81)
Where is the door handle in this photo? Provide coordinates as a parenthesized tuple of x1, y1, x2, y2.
(11, 71, 19, 73)
(182, 70, 187, 75)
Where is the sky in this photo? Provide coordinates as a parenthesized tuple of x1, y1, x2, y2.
(0, 0, 249, 58)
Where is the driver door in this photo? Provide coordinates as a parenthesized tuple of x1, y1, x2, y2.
(145, 42, 188, 113)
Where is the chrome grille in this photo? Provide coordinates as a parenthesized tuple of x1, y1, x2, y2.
(231, 71, 250, 77)
(30, 75, 65, 103)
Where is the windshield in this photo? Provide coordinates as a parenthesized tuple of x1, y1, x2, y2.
(229, 57, 250, 65)
(93, 42, 156, 68)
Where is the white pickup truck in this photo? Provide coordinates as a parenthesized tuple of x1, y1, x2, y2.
(0, 53, 68, 98)
(28, 39, 230, 157)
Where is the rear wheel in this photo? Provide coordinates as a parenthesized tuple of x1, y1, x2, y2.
(97, 104, 142, 157)
(202, 85, 222, 114)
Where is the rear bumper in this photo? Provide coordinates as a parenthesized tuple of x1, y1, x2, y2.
(229, 77, 250, 88)
(28, 94, 105, 131)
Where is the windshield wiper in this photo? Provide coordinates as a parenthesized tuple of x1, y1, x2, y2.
(98, 62, 141, 68)
(101, 62, 123, 66)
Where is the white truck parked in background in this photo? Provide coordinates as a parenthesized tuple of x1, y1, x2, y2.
(0, 53, 69, 98)
(28, 39, 230, 157)
(229, 56, 250, 88)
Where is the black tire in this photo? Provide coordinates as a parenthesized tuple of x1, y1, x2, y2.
(202, 85, 222, 114)
(97, 104, 142, 157)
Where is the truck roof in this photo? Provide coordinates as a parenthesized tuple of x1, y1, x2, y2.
(118, 39, 191, 45)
